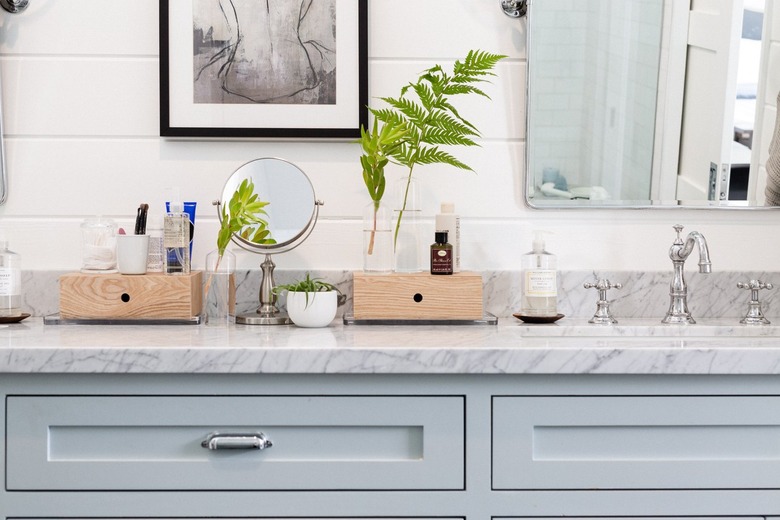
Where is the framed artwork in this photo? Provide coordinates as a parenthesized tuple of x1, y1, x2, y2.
(160, 0, 368, 138)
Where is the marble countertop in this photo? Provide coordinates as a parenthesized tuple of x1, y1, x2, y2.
(2, 318, 780, 375)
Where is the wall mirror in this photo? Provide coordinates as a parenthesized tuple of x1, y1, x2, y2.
(525, 0, 774, 208)
(217, 157, 320, 325)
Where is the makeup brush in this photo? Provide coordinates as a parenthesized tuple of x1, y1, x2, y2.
(134, 203, 149, 235)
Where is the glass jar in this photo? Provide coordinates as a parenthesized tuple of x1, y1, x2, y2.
(203, 249, 236, 326)
(80, 217, 117, 273)
(392, 175, 423, 272)
(362, 201, 393, 273)
(0, 241, 21, 317)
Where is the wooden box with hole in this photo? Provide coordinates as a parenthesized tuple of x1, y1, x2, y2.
(58, 272, 202, 320)
(352, 272, 483, 320)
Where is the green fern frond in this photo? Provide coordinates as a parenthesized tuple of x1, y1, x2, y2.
(426, 110, 480, 137)
(442, 84, 490, 98)
(369, 107, 408, 128)
(411, 82, 436, 111)
(440, 100, 479, 133)
(386, 142, 419, 168)
(422, 128, 479, 147)
(380, 96, 427, 126)
(414, 146, 474, 170)
(455, 50, 507, 77)
(358, 50, 505, 248)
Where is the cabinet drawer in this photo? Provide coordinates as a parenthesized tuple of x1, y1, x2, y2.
(493, 396, 780, 490)
(7, 395, 465, 491)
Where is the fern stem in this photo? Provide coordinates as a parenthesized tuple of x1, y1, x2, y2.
(393, 165, 416, 247)
(367, 201, 378, 255)
(203, 254, 222, 298)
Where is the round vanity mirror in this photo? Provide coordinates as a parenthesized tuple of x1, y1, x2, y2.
(217, 157, 321, 325)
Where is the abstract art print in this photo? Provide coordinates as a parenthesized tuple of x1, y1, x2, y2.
(161, 0, 367, 138)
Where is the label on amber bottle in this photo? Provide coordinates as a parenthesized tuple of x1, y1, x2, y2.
(431, 248, 453, 274)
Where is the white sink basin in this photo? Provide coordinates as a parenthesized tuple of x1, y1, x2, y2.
(516, 318, 780, 337)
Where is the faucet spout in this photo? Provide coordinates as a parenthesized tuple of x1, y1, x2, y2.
(688, 231, 711, 274)
(662, 225, 712, 324)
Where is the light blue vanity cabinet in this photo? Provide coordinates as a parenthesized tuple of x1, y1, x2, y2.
(3, 373, 780, 519)
(7, 395, 464, 491)
(493, 396, 780, 490)
(3, 322, 780, 519)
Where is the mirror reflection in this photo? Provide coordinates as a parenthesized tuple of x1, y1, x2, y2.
(221, 157, 316, 247)
(526, 0, 773, 208)
(219, 157, 319, 326)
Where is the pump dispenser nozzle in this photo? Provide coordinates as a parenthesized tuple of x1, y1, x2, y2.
(168, 187, 183, 213)
(532, 231, 548, 253)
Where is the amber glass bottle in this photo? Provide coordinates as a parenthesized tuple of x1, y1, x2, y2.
(430, 232, 453, 275)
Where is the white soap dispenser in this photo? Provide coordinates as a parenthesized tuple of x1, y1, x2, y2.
(0, 240, 21, 317)
(520, 231, 558, 317)
(164, 190, 191, 275)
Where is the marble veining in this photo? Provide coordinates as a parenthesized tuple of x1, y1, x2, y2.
(21, 269, 780, 321)
(2, 318, 780, 375)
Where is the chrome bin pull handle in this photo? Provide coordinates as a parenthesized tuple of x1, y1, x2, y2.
(201, 432, 273, 451)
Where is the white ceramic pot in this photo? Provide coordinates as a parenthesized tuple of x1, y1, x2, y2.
(286, 291, 338, 328)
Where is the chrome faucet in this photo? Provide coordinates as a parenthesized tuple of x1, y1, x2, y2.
(662, 224, 712, 324)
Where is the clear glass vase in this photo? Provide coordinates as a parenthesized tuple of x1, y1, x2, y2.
(363, 201, 393, 273)
(393, 175, 423, 272)
(203, 249, 236, 326)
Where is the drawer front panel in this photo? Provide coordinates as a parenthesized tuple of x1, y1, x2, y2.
(7, 395, 465, 491)
(493, 396, 780, 490)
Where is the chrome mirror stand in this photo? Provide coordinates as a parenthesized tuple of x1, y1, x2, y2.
(0, 0, 29, 13)
(500, 0, 527, 18)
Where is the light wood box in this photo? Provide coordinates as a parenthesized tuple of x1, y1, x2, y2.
(59, 271, 202, 320)
(352, 271, 483, 320)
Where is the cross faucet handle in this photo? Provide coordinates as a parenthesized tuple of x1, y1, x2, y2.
(583, 279, 623, 324)
(584, 279, 623, 293)
(737, 280, 773, 325)
(737, 280, 773, 292)
(672, 224, 684, 243)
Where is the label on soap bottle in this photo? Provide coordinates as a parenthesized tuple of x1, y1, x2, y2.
(0, 267, 21, 296)
(525, 270, 557, 297)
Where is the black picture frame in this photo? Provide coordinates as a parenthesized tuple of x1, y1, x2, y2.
(160, 0, 368, 138)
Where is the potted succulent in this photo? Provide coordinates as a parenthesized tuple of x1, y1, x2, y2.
(358, 49, 506, 260)
(273, 273, 342, 328)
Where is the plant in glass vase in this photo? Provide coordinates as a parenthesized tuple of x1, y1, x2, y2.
(359, 50, 506, 257)
(204, 178, 276, 323)
(359, 118, 407, 271)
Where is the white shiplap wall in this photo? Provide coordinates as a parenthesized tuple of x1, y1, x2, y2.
(0, 0, 779, 274)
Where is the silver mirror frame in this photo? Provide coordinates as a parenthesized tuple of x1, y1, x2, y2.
(522, 0, 774, 210)
(215, 157, 322, 325)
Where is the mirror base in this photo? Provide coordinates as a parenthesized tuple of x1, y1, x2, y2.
(236, 313, 292, 326)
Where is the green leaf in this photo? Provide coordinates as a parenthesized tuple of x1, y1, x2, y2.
(380, 97, 427, 127)
(272, 272, 342, 309)
(414, 145, 474, 170)
(411, 82, 437, 111)
(443, 84, 490, 98)
(359, 49, 505, 245)
(216, 178, 275, 257)
(422, 127, 479, 147)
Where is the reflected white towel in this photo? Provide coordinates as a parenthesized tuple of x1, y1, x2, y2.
(764, 91, 780, 206)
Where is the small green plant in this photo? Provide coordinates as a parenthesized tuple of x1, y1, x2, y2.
(205, 178, 276, 294)
(273, 272, 340, 308)
(360, 49, 506, 246)
(359, 118, 407, 254)
(217, 178, 276, 258)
